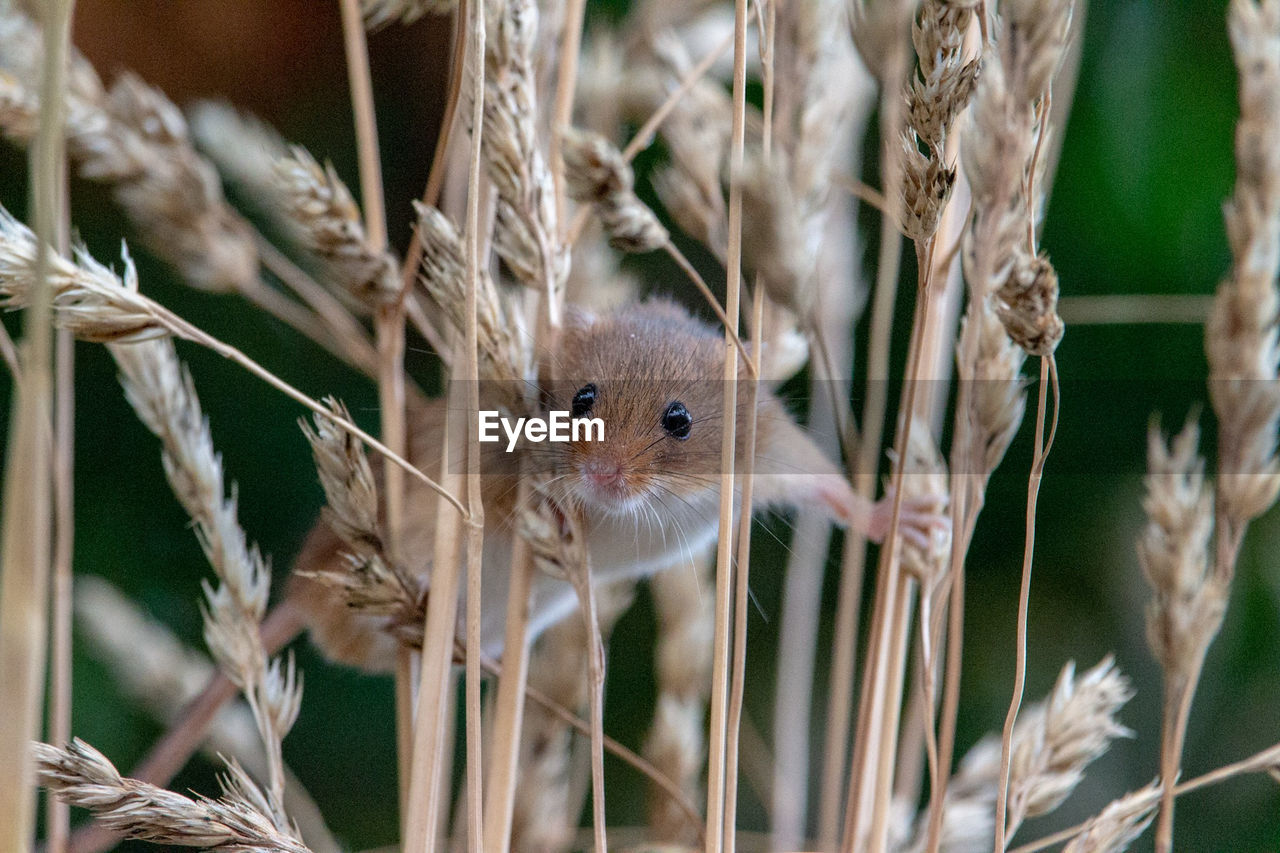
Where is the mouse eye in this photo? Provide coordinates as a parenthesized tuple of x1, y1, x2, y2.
(661, 401, 692, 439)
(571, 383, 598, 418)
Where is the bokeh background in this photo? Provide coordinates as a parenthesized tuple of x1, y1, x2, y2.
(2, 0, 1277, 849)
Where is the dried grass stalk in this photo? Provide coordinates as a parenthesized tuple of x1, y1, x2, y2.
(906, 658, 1131, 850)
(0, 209, 462, 511)
(482, 0, 567, 308)
(0, 12, 260, 294)
(1139, 420, 1221, 685)
(73, 576, 342, 853)
(1208, 0, 1280, 554)
(274, 147, 400, 307)
(36, 740, 313, 852)
(113, 336, 301, 824)
(560, 125, 668, 252)
(413, 201, 528, 389)
(1060, 783, 1159, 853)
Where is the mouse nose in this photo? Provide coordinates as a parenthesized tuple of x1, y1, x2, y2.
(583, 459, 622, 488)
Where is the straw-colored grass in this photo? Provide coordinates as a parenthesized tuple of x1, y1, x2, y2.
(2, 2, 1279, 853)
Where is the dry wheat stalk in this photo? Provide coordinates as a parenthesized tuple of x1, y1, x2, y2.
(847, 3, 979, 848)
(1146, 3, 1280, 848)
(0, 207, 463, 512)
(1208, 0, 1280, 559)
(904, 658, 1131, 851)
(1059, 783, 1159, 853)
(0, 0, 71, 845)
(414, 200, 528, 389)
(274, 147, 401, 308)
(73, 577, 342, 853)
(2, 9, 257, 297)
(643, 33, 734, 258)
(36, 740, 312, 853)
(482, 0, 567, 312)
(299, 401, 427, 642)
(1139, 420, 1221, 687)
(560, 125, 669, 252)
(113, 336, 302, 825)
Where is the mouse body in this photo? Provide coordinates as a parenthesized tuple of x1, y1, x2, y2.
(293, 299, 934, 667)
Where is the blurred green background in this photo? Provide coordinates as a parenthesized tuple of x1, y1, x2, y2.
(2, 0, 1278, 850)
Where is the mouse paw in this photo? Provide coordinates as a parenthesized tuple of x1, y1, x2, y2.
(867, 490, 951, 550)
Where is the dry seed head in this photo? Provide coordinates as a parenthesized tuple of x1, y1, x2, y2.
(274, 147, 400, 307)
(1062, 782, 1160, 853)
(481, 0, 568, 295)
(36, 740, 312, 852)
(76, 73, 260, 293)
(956, 303, 1027, 476)
(0, 210, 167, 342)
(899, 135, 956, 242)
(114, 337, 271, 622)
(560, 125, 668, 253)
(1138, 419, 1224, 678)
(640, 33, 732, 256)
(189, 101, 289, 213)
(1000, 0, 1075, 104)
(300, 399, 382, 554)
(1006, 657, 1133, 832)
(413, 201, 528, 393)
(653, 164, 728, 261)
(996, 251, 1064, 355)
(1207, 0, 1280, 529)
(738, 155, 814, 317)
(907, 0, 979, 154)
(911, 656, 1129, 851)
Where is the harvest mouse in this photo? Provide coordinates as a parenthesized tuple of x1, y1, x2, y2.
(295, 299, 944, 666)
(105, 299, 945, 812)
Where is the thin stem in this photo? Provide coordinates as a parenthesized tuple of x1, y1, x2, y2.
(481, 485, 534, 853)
(820, 56, 909, 851)
(253, 234, 382, 375)
(47, 108, 75, 853)
(568, 553, 608, 853)
(47, 328, 73, 853)
(155, 304, 466, 516)
(399, 2, 469, 294)
(461, 0, 488, 846)
(705, 0, 749, 847)
(337, 0, 387, 250)
(551, 0, 588, 235)
(662, 240, 754, 370)
(0, 0, 69, 843)
(724, 283, 765, 853)
(993, 355, 1059, 851)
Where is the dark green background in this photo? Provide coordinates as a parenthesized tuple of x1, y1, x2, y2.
(3, 0, 1277, 849)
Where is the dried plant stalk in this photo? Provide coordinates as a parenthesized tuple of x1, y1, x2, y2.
(0, 0, 70, 845)
(113, 337, 301, 825)
(37, 740, 313, 853)
(0, 209, 463, 512)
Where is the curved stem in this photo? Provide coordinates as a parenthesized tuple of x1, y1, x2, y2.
(992, 355, 1059, 850)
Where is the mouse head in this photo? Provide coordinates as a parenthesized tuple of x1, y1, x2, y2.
(535, 300, 754, 518)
